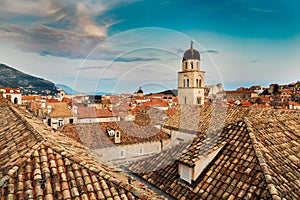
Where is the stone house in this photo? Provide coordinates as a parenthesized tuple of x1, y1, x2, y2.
(45, 102, 75, 129)
(0, 88, 22, 104)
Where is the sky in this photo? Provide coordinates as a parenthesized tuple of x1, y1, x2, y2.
(0, 0, 300, 94)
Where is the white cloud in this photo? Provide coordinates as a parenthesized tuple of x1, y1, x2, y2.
(0, 24, 107, 59)
(0, 0, 139, 58)
(0, 0, 135, 36)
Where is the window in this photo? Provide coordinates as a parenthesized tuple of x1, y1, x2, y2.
(139, 148, 143, 155)
(69, 119, 73, 124)
(197, 97, 201, 104)
(13, 97, 18, 104)
(199, 79, 202, 87)
(187, 79, 189, 87)
(183, 79, 186, 87)
(185, 62, 187, 69)
(120, 150, 124, 157)
(184, 97, 187, 104)
(58, 120, 64, 127)
(196, 79, 199, 87)
(179, 164, 192, 184)
(191, 62, 193, 69)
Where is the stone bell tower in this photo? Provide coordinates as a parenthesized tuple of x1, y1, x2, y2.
(178, 42, 205, 105)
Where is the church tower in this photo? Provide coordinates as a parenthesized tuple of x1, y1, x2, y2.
(178, 42, 205, 105)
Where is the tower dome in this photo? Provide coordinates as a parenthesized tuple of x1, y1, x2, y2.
(182, 41, 200, 61)
(137, 86, 143, 94)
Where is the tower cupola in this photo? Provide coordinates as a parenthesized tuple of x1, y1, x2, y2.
(182, 41, 201, 72)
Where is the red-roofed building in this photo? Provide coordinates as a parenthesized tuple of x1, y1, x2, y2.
(0, 88, 22, 104)
(288, 101, 300, 110)
(22, 95, 42, 102)
(165, 108, 177, 116)
(44, 102, 75, 129)
(46, 97, 59, 103)
(141, 100, 169, 110)
(220, 89, 258, 101)
(76, 106, 118, 123)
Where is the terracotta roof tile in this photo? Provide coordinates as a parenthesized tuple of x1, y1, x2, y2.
(46, 102, 73, 117)
(0, 96, 165, 199)
(60, 121, 170, 149)
(128, 105, 300, 199)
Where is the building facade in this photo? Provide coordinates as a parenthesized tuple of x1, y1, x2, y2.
(0, 88, 22, 104)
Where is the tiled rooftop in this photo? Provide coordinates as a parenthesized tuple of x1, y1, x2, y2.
(46, 102, 73, 117)
(76, 107, 114, 119)
(0, 95, 164, 199)
(60, 121, 170, 149)
(128, 106, 300, 199)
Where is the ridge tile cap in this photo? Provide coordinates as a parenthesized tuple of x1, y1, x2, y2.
(243, 117, 281, 200)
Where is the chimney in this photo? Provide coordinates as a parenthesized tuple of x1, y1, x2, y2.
(47, 105, 52, 114)
(114, 130, 121, 144)
(73, 106, 78, 114)
(41, 99, 46, 108)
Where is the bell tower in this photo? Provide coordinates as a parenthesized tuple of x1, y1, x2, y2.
(178, 42, 205, 105)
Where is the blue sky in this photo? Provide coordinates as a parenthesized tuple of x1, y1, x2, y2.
(0, 0, 299, 93)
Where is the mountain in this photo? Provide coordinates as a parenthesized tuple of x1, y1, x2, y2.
(55, 84, 115, 96)
(158, 89, 178, 96)
(0, 63, 58, 95)
(55, 84, 80, 95)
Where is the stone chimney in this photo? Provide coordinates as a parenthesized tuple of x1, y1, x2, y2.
(114, 130, 121, 144)
(47, 105, 52, 114)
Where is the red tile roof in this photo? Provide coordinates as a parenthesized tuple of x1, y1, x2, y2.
(141, 101, 168, 108)
(0, 88, 21, 94)
(288, 101, 300, 106)
(0, 95, 164, 199)
(46, 102, 73, 117)
(46, 98, 59, 103)
(22, 95, 42, 101)
(164, 109, 177, 116)
(77, 107, 114, 119)
(60, 121, 170, 148)
(128, 106, 300, 199)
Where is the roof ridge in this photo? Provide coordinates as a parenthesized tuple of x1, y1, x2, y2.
(243, 117, 281, 200)
(9, 104, 46, 140)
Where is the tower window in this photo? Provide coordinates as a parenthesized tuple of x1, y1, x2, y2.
(199, 80, 202, 87)
(183, 79, 186, 87)
(197, 97, 201, 104)
(185, 62, 187, 69)
(187, 79, 189, 87)
(196, 79, 199, 87)
(191, 62, 193, 69)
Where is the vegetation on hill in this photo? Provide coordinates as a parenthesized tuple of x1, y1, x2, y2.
(0, 63, 58, 95)
(158, 89, 178, 96)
